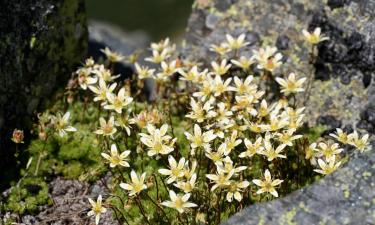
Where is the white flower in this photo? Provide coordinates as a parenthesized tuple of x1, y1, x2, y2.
(224, 33, 249, 50)
(211, 59, 231, 76)
(239, 137, 263, 158)
(206, 169, 234, 191)
(184, 124, 216, 152)
(88, 79, 117, 103)
(161, 190, 197, 213)
(347, 131, 370, 152)
(225, 181, 250, 202)
(145, 49, 170, 64)
(232, 76, 257, 95)
(158, 155, 186, 184)
(52, 112, 77, 137)
(156, 60, 178, 81)
(119, 170, 147, 196)
(94, 116, 117, 137)
(104, 87, 133, 113)
(259, 139, 287, 161)
(275, 73, 306, 95)
(302, 27, 329, 44)
(213, 75, 233, 96)
(101, 47, 124, 62)
(139, 124, 175, 156)
(87, 195, 107, 225)
(76, 67, 97, 90)
(174, 173, 197, 193)
(101, 144, 131, 168)
(252, 169, 283, 197)
(135, 63, 155, 79)
(314, 156, 341, 175)
(231, 56, 254, 70)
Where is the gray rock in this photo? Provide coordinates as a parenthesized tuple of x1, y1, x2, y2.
(88, 20, 150, 58)
(223, 149, 375, 225)
(181, 0, 375, 224)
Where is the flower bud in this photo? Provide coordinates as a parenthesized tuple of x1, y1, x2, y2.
(11, 129, 24, 144)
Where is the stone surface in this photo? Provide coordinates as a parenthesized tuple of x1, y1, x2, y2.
(223, 148, 375, 225)
(0, 0, 88, 189)
(1, 176, 118, 225)
(182, 0, 375, 224)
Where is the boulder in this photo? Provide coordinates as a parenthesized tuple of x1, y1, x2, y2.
(0, 0, 88, 189)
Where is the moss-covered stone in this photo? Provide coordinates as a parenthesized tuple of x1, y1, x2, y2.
(0, 0, 88, 189)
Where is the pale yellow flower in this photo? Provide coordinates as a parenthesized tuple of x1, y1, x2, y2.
(316, 142, 343, 161)
(206, 169, 234, 191)
(275, 129, 302, 146)
(232, 76, 257, 95)
(214, 102, 233, 125)
(88, 79, 117, 103)
(305, 143, 318, 165)
(275, 73, 306, 95)
(225, 33, 249, 50)
(76, 67, 97, 90)
(52, 112, 77, 137)
(225, 130, 242, 153)
(119, 170, 147, 196)
(174, 173, 197, 193)
(87, 195, 107, 225)
(329, 128, 349, 144)
(259, 139, 287, 161)
(101, 47, 124, 62)
(104, 87, 133, 114)
(252, 169, 283, 197)
(347, 131, 370, 152)
(225, 180, 249, 202)
(161, 190, 197, 213)
(258, 99, 270, 118)
(257, 53, 283, 72)
(193, 76, 215, 101)
(314, 156, 341, 175)
(211, 59, 231, 76)
(184, 124, 216, 152)
(239, 137, 263, 158)
(179, 66, 206, 82)
(158, 155, 186, 184)
(145, 49, 170, 64)
(95, 116, 117, 137)
(252, 46, 278, 63)
(156, 60, 178, 81)
(93, 65, 120, 82)
(139, 124, 175, 156)
(11, 129, 24, 144)
(186, 98, 216, 123)
(209, 43, 230, 56)
(205, 143, 229, 163)
(135, 63, 155, 79)
(101, 144, 131, 168)
(183, 160, 197, 179)
(302, 27, 329, 44)
(115, 114, 132, 136)
(150, 38, 171, 52)
(231, 56, 254, 70)
(213, 75, 233, 96)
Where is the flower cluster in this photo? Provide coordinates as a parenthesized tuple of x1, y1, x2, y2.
(67, 28, 370, 225)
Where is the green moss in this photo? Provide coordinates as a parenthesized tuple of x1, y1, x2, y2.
(4, 177, 50, 214)
(304, 125, 327, 142)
